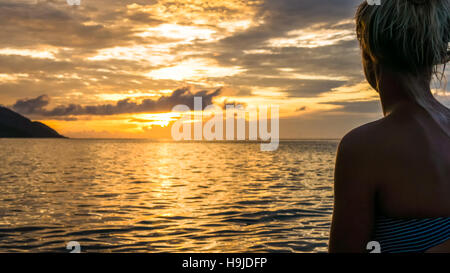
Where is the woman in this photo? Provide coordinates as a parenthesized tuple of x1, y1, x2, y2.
(329, 0, 450, 253)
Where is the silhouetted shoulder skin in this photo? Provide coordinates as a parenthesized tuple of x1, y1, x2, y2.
(328, 120, 382, 253)
(0, 106, 66, 138)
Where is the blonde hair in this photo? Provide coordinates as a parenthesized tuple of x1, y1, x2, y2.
(356, 0, 450, 135)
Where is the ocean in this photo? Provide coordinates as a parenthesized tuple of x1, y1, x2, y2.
(0, 139, 338, 253)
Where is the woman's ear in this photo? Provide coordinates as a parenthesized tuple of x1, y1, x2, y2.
(362, 50, 379, 92)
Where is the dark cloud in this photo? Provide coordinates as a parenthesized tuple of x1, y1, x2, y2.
(284, 80, 348, 97)
(0, 1, 137, 49)
(11, 87, 222, 117)
(206, 26, 364, 98)
(126, 11, 164, 24)
(12, 94, 50, 115)
(0, 55, 74, 74)
(216, 74, 348, 97)
(219, 0, 358, 51)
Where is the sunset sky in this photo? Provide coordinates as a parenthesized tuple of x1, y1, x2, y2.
(1, 0, 449, 138)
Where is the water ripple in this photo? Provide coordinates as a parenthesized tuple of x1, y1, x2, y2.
(0, 139, 337, 252)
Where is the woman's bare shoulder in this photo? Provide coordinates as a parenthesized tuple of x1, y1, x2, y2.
(334, 115, 408, 184)
(336, 111, 445, 173)
(334, 118, 390, 187)
(338, 118, 389, 158)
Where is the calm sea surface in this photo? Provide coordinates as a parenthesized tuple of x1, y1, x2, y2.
(0, 139, 338, 253)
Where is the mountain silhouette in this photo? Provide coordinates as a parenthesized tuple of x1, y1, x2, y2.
(0, 106, 65, 138)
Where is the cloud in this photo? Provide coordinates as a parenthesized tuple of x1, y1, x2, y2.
(0, 1, 135, 49)
(12, 87, 222, 117)
(12, 94, 50, 115)
(218, 0, 358, 51)
(0, 0, 396, 138)
(0, 0, 366, 104)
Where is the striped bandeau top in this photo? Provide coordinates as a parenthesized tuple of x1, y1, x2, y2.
(372, 216, 450, 253)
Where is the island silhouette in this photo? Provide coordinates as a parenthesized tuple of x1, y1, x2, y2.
(0, 106, 65, 138)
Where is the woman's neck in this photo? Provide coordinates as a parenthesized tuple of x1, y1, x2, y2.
(376, 68, 435, 116)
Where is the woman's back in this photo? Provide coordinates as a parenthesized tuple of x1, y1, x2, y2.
(371, 103, 450, 252)
(368, 102, 450, 218)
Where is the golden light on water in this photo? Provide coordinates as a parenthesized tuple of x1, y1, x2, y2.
(0, 138, 337, 252)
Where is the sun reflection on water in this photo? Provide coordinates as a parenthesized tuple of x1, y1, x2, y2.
(0, 139, 337, 252)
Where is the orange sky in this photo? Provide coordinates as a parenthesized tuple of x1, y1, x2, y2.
(0, 0, 448, 138)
